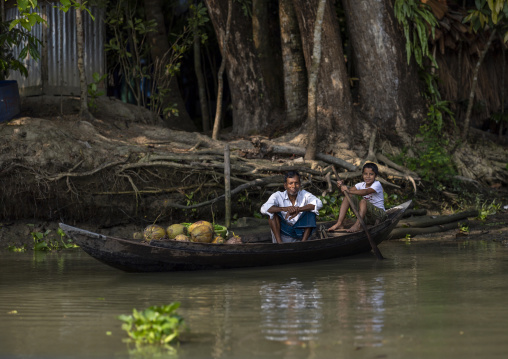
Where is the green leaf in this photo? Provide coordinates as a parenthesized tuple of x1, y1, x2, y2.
(488, 0, 495, 12)
(18, 0, 29, 11)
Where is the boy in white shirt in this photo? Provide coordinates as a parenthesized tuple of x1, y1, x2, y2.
(328, 163, 387, 233)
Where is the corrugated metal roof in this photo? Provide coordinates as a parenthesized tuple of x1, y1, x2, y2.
(6, 5, 105, 96)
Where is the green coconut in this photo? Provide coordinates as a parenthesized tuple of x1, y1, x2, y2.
(143, 224, 166, 241)
(214, 224, 228, 239)
(166, 224, 187, 239)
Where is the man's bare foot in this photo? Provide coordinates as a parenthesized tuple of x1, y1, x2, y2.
(328, 223, 345, 231)
(346, 222, 362, 233)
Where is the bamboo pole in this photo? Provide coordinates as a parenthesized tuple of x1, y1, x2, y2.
(224, 144, 231, 228)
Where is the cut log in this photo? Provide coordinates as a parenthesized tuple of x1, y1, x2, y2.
(396, 210, 477, 228)
(402, 209, 427, 218)
(389, 220, 469, 240)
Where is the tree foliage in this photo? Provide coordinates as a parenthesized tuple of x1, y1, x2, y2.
(394, 0, 438, 69)
(8, 0, 45, 31)
(464, 0, 508, 38)
(0, 21, 41, 80)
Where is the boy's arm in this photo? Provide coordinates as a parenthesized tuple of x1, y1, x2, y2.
(337, 180, 376, 196)
(348, 187, 376, 196)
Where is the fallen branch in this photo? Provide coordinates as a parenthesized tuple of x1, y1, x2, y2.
(93, 183, 222, 195)
(261, 141, 358, 171)
(159, 175, 282, 209)
(396, 210, 477, 228)
(453, 175, 482, 186)
(47, 160, 126, 181)
(142, 154, 226, 162)
(119, 161, 194, 172)
(389, 220, 469, 240)
(376, 152, 419, 179)
(242, 161, 330, 176)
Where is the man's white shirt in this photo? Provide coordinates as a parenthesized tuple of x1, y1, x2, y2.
(260, 189, 323, 225)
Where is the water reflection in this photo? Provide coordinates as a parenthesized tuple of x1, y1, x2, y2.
(353, 276, 386, 347)
(260, 280, 322, 343)
(333, 274, 386, 348)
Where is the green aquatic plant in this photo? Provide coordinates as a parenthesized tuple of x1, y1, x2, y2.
(476, 198, 501, 221)
(118, 303, 186, 347)
(458, 223, 470, 234)
(31, 227, 51, 251)
(28, 225, 78, 251)
(7, 244, 27, 252)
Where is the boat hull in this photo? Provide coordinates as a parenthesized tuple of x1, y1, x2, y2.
(60, 200, 412, 272)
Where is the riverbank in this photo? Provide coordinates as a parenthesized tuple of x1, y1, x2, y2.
(2, 96, 508, 250)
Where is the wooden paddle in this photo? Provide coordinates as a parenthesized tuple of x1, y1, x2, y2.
(332, 166, 384, 260)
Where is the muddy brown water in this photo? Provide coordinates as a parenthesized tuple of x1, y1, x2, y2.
(1, 239, 508, 359)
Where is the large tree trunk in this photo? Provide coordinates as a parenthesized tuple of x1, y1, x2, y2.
(292, 0, 356, 148)
(144, 0, 195, 131)
(342, 0, 424, 143)
(279, 0, 307, 125)
(206, 0, 278, 136)
(252, 0, 284, 109)
(75, 1, 93, 121)
(304, 0, 326, 161)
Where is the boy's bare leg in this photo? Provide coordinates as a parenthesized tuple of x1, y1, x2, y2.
(301, 227, 312, 242)
(328, 197, 350, 231)
(347, 199, 368, 233)
(268, 215, 283, 243)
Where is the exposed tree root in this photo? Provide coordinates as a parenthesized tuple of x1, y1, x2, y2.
(1, 114, 505, 226)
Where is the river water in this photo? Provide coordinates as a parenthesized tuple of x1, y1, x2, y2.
(1, 239, 507, 359)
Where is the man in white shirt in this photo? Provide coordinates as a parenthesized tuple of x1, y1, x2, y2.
(260, 171, 323, 243)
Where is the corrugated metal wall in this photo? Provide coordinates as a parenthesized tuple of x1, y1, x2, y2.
(6, 4, 105, 96)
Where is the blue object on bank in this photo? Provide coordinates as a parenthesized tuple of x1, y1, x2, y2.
(0, 80, 21, 123)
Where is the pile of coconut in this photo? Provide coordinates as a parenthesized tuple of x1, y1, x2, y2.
(138, 221, 241, 244)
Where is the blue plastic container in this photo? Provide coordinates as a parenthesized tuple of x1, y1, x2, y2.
(0, 80, 21, 123)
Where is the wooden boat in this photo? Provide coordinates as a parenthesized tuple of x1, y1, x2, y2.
(59, 200, 412, 272)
